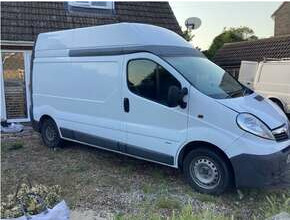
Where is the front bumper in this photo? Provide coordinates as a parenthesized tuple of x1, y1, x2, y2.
(231, 145, 290, 188)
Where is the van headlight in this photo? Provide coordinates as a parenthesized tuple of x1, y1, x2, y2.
(236, 113, 274, 140)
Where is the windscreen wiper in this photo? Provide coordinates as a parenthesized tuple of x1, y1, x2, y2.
(225, 88, 245, 98)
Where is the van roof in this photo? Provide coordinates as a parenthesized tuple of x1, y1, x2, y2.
(35, 23, 193, 53)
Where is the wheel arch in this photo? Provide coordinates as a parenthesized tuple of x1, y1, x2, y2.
(177, 141, 235, 184)
(38, 114, 56, 131)
(268, 97, 285, 111)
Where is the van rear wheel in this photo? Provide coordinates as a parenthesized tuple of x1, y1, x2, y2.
(40, 118, 62, 148)
(183, 148, 231, 195)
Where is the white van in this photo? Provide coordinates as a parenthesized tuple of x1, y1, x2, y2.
(31, 23, 290, 194)
(239, 60, 290, 114)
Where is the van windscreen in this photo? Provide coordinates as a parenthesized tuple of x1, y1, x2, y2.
(164, 56, 252, 99)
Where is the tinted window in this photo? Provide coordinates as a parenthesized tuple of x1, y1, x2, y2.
(127, 59, 181, 106)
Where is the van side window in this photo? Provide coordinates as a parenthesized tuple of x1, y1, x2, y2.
(127, 59, 181, 106)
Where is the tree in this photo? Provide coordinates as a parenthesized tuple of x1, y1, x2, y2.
(181, 26, 194, 42)
(204, 26, 258, 60)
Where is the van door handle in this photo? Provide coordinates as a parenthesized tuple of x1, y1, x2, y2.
(123, 98, 129, 113)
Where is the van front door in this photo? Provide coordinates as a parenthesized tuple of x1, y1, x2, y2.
(122, 53, 189, 166)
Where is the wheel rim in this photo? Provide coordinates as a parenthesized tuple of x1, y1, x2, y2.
(45, 124, 56, 142)
(189, 157, 220, 190)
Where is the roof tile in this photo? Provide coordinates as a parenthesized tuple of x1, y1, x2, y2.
(213, 35, 290, 66)
(1, 1, 181, 42)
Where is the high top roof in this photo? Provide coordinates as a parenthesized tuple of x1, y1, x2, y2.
(35, 23, 190, 52)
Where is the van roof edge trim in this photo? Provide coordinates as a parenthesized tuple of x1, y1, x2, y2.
(69, 45, 204, 58)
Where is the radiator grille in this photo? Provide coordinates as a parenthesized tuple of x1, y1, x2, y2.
(274, 132, 289, 142)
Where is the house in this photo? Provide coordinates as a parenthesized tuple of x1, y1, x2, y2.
(0, 1, 182, 122)
(213, 2, 290, 78)
(272, 2, 290, 37)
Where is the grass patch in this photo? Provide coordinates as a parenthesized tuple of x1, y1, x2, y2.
(63, 163, 89, 174)
(7, 142, 24, 151)
(119, 164, 136, 174)
(151, 169, 167, 182)
(114, 204, 232, 220)
(260, 193, 290, 218)
(156, 196, 181, 210)
(2, 131, 290, 219)
(142, 183, 155, 194)
(194, 192, 220, 203)
(171, 205, 232, 220)
(97, 175, 131, 192)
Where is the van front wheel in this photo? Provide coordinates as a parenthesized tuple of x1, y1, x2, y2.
(41, 118, 62, 148)
(183, 148, 231, 194)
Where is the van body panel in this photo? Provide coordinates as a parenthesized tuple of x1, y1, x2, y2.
(238, 61, 258, 89)
(231, 145, 290, 188)
(230, 133, 290, 188)
(35, 23, 192, 56)
(255, 61, 290, 114)
(239, 60, 290, 114)
(33, 55, 126, 144)
(230, 131, 290, 157)
(184, 88, 243, 159)
(122, 52, 190, 160)
(217, 93, 287, 129)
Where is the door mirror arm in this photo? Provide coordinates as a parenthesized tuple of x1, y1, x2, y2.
(168, 86, 188, 109)
(179, 87, 188, 109)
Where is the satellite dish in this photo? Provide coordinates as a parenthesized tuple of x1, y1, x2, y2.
(185, 17, 202, 30)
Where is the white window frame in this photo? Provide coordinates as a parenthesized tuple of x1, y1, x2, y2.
(1, 53, 7, 121)
(68, 1, 114, 10)
(1, 50, 32, 123)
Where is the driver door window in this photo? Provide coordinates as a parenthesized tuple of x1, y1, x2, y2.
(127, 59, 181, 106)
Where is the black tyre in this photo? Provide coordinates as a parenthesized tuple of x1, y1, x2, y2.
(40, 118, 62, 148)
(183, 148, 231, 195)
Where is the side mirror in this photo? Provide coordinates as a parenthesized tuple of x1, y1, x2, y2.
(168, 86, 188, 108)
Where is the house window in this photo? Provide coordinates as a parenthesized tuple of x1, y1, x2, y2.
(68, 1, 114, 10)
(1, 51, 31, 122)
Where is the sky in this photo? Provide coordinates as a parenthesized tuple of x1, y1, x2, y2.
(170, 1, 282, 50)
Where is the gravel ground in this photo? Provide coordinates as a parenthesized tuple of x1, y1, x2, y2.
(1, 126, 290, 219)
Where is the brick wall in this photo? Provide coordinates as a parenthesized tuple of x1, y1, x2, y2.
(274, 2, 290, 36)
